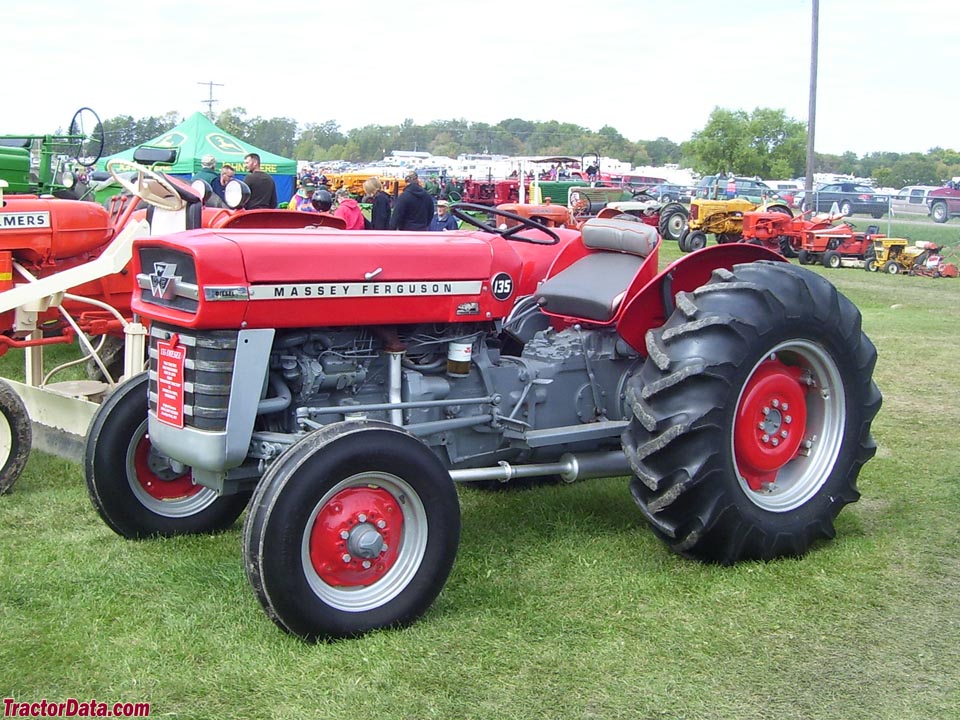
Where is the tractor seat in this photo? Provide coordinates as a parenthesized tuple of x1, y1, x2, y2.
(536, 217, 657, 322)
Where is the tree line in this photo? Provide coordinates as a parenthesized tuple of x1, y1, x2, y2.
(95, 107, 960, 189)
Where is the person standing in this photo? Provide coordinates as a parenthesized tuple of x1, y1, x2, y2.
(333, 187, 366, 229)
(192, 154, 219, 185)
(287, 175, 318, 212)
(362, 177, 392, 230)
(210, 164, 235, 204)
(389, 171, 434, 231)
(428, 200, 459, 231)
(243, 152, 277, 210)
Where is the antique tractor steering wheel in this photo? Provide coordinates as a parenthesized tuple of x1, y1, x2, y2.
(449, 203, 560, 245)
(106, 159, 185, 211)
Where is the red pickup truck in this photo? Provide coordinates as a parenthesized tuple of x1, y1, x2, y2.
(926, 179, 960, 223)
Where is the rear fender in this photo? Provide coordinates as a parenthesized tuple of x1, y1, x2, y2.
(615, 244, 786, 353)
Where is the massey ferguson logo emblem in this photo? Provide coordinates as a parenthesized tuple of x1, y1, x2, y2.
(149, 262, 180, 300)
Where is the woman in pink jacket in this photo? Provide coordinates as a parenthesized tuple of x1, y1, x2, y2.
(333, 187, 366, 229)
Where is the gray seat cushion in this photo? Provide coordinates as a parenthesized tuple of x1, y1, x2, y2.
(536, 253, 644, 322)
(535, 217, 656, 322)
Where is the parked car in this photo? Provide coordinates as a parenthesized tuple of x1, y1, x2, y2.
(765, 181, 803, 207)
(646, 182, 692, 203)
(925, 179, 960, 223)
(891, 185, 939, 215)
(804, 183, 888, 218)
(694, 176, 779, 204)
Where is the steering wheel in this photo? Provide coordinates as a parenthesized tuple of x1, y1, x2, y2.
(106, 158, 185, 211)
(67, 107, 105, 167)
(449, 202, 560, 245)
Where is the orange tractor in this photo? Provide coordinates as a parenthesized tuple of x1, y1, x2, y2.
(741, 210, 887, 268)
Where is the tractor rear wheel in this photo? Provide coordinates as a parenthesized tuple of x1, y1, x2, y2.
(243, 420, 460, 641)
(778, 236, 799, 258)
(0, 380, 32, 494)
(822, 251, 842, 269)
(657, 204, 688, 242)
(621, 261, 880, 564)
(84, 373, 251, 538)
(883, 260, 901, 275)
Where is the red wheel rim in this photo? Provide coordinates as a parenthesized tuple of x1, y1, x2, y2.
(734, 358, 809, 491)
(132, 435, 201, 500)
(309, 486, 403, 587)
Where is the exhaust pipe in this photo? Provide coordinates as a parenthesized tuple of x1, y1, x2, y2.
(448, 450, 630, 484)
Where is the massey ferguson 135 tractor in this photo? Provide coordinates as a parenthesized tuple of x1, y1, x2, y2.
(83, 195, 882, 641)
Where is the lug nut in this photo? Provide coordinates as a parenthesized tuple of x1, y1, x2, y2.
(781, 430, 788, 438)
(340, 530, 349, 540)
(772, 438, 780, 446)
(782, 403, 789, 411)
(762, 434, 770, 443)
(762, 406, 770, 415)
(362, 560, 371, 569)
(342, 554, 352, 563)
(358, 514, 367, 523)
(785, 415, 792, 424)
(376, 520, 386, 529)
(772, 399, 780, 408)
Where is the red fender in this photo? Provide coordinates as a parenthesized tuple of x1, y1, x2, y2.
(616, 244, 787, 353)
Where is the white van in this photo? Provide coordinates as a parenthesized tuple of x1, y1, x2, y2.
(892, 186, 939, 214)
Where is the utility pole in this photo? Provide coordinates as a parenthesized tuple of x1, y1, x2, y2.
(805, 0, 819, 195)
(197, 81, 224, 120)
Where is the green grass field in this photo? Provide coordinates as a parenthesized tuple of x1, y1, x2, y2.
(1, 221, 958, 719)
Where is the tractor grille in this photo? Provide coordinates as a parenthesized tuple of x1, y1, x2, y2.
(136, 247, 199, 314)
(148, 323, 238, 431)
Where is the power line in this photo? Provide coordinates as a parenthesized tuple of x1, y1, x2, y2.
(197, 81, 224, 120)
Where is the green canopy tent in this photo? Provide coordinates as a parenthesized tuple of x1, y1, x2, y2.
(97, 112, 296, 203)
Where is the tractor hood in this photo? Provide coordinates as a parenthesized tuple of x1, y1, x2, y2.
(131, 227, 529, 329)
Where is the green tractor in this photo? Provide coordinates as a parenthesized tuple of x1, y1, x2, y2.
(0, 108, 104, 199)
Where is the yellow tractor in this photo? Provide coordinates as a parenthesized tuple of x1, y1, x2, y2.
(865, 239, 940, 274)
(679, 197, 792, 252)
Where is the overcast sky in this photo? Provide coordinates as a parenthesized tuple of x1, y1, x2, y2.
(5, 0, 955, 158)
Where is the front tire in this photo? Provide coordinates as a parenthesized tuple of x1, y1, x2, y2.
(840, 201, 853, 216)
(883, 260, 901, 275)
(621, 262, 881, 563)
(822, 250, 842, 269)
(0, 380, 32, 494)
(243, 420, 460, 640)
(84, 373, 250, 538)
(686, 230, 708, 251)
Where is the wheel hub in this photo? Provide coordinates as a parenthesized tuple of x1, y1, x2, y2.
(734, 357, 809, 491)
(309, 486, 402, 587)
(133, 435, 200, 500)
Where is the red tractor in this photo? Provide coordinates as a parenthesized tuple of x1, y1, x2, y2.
(741, 210, 886, 268)
(83, 202, 881, 642)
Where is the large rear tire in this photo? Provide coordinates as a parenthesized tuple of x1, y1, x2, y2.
(657, 204, 688, 242)
(84, 373, 250, 538)
(0, 380, 32, 494)
(243, 420, 460, 641)
(621, 262, 881, 564)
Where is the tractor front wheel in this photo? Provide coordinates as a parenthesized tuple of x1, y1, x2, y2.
(84, 373, 250, 538)
(621, 261, 880, 564)
(685, 230, 708, 251)
(0, 380, 32, 494)
(883, 260, 901, 275)
(822, 250, 842, 269)
(243, 421, 460, 641)
(797, 250, 812, 265)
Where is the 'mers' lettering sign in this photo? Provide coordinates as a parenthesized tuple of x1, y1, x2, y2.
(248, 280, 482, 300)
(0, 212, 51, 230)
